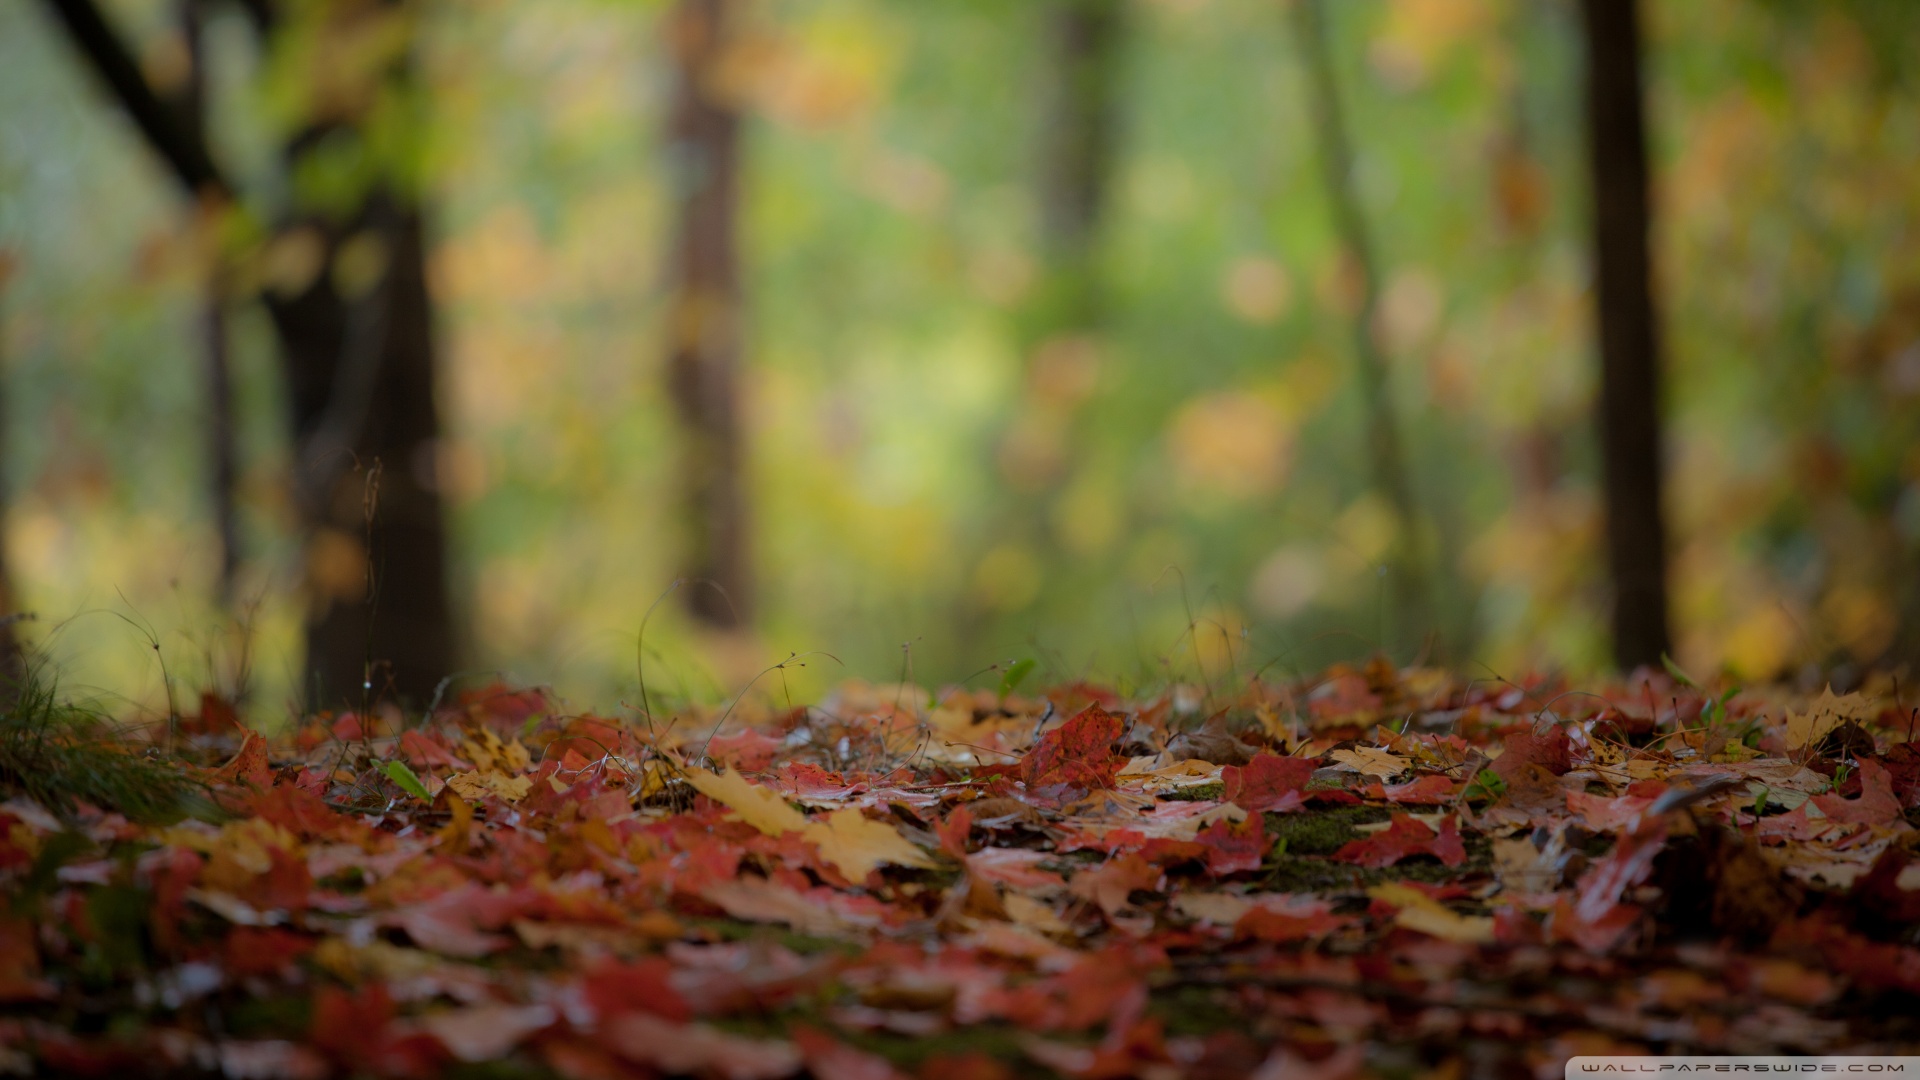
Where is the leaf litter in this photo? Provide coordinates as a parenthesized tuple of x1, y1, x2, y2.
(0, 661, 1918, 1077)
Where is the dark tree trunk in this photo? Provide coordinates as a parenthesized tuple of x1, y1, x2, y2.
(41, 0, 458, 706)
(663, 0, 750, 629)
(1580, 0, 1673, 670)
(1293, 0, 1432, 653)
(265, 200, 454, 708)
(1038, 0, 1122, 327)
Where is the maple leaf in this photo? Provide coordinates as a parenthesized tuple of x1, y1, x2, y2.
(445, 771, 532, 804)
(1810, 759, 1902, 826)
(800, 807, 936, 881)
(1326, 746, 1410, 779)
(683, 766, 810, 836)
(1221, 753, 1314, 812)
(210, 729, 272, 789)
(1232, 897, 1348, 943)
(1069, 853, 1161, 919)
(1193, 811, 1267, 874)
(1373, 774, 1458, 804)
(1368, 882, 1493, 944)
(1330, 814, 1465, 868)
(1024, 704, 1125, 798)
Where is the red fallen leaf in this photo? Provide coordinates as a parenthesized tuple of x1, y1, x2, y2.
(1070, 854, 1163, 918)
(1233, 897, 1348, 942)
(1365, 774, 1458, 804)
(1024, 704, 1126, 801)
(1548, 893, 1642, 954)
(331, 713, 366, 742)
(1490, 726, 1572, 785)
(1193, 813, 1267, 875)
(1811, 759, 1903, 826)
(210, 728, 272, 789)
(1876, 745, 1920, 808)
(792, 1024, 902, 1080)
(1773, 916, 1920, 994)
(934, 805, 973, 859)
(1574, 821, 1666, 924)
(222, 927, 314, 979)
(1567, 783, 1666, 832)
(983, 946, 1156, 1033)
(706, 729, 783, 772)
(311, 983, 447, 1079)
(582, 957, 693, 1023)
(399, 728, 467, 770)
(1222, 753, 1314, 812)
(1331, 814, 1465, 868)
(1851, 848, 1920, 923)
(1754, 800, 1832, 842)
(244, 784, 369, 843)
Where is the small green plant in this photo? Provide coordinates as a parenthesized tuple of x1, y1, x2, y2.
(382, 760, 431, 802)
(1464, 769, 1507, 803)
(1830, 762, 1852, 793)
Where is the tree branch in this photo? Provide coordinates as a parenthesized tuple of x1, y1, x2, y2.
(40, 0, 232, 199)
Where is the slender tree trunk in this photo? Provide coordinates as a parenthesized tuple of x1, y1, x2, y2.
(178, 0, 240, 607)
(1038, 0, 1122, 328)
(663, 0, 750, 629)
(1293, 0, 1432, 652)
(1579, 0, 1673, 670)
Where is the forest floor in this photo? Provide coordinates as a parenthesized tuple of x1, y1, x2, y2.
(2, 660, 1919, 1079)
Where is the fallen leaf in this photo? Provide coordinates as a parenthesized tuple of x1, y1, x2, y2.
(683, 767, 810, 836)
(1326, 746, 1411, 780)
(1810, 760, 1903, 826)
(1024, 704, 1126, 798)
(1368, 882, 1494, 944)
(1331, 814, 1465, 868)
(801, 808, 936, 881)
(1222, 753, 1314, 812)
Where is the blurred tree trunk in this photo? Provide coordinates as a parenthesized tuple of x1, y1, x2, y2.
(1579, 0, 1673, 670)
(177, 0, 241, 608)
(1293, 0, 1432, 653)
(41, 0, 457, 706)
(663, 0, 751, 629)
(1037, 0, 1122, 329)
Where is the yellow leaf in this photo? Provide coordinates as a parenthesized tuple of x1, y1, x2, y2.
(1367, 883, 1493, 944)
(801, 807, 935, 881)
(446, 771, 533, 804)
(1327, 746, 1411, 779)
(1783, 687, 1872, 751)
(681, 767, 809, 836)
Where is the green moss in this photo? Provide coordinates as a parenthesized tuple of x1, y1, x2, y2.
(687, 918, 862, 957)
(1161, 782, 1224, 802)
(1264, 806, 1390, 856)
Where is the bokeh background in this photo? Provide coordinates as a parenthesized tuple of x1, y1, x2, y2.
(3, 0, 1918, 721)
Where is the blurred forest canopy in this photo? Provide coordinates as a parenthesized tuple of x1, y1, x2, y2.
(3, 0, 1920, 722)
